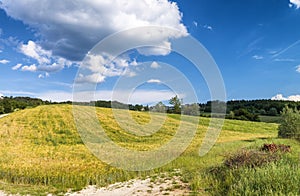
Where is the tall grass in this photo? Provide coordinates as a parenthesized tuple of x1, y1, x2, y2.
(204, 140, 300, 195)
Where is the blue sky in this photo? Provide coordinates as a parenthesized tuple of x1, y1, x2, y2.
(0, 0, 300, 104)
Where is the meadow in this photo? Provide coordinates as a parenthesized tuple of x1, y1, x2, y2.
(0, 105, 299, 195)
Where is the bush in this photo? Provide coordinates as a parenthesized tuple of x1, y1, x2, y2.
(223, 149, 281, 169)
(207, 145, 297, 195)
(278, 106, 300, 139)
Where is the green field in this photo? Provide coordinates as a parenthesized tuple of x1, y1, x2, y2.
(0, 105, 299, 195)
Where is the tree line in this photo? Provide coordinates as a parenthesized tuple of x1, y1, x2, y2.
(0, 96, 50, 114)
(1, 96, 300, 122)
(200, 99, 300, 121)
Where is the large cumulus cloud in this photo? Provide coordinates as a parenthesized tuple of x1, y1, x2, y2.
(0, 0, 187, 61)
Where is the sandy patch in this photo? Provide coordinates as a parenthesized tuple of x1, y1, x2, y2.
(66, 173, 190, 196)
(0, 191, 24, 196)
(0, 171, 190, 196)
(0, 114, 9, 119)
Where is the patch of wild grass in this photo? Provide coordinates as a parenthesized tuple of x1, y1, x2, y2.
(205, 142, 300, 195)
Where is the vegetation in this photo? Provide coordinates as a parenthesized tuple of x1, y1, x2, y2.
(0, 96, 48, 114)
(206, 142, 300, 195)
(278, 106, 300, 140)
(169, 95, 182, 114)
(0, 104, 298, 195)
(151, 101, 167, 113)
(226, 108, 260, 122)
(64, 96, 300, 123)
(200, 99, 300, 122)
(2, 95, 298, 123)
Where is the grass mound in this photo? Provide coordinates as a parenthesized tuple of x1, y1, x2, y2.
(224, 149, 280, 169)
(207, 143, 299, 195)
(224, 143, 291, 169)
(261, 143, 291, 153)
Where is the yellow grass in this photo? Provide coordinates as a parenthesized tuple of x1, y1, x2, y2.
(0, 105, 278, 195)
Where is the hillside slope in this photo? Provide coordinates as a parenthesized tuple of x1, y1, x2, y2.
(0, 105, 282, 195)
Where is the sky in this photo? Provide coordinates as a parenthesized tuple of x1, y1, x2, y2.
(0, 0, 300, 104)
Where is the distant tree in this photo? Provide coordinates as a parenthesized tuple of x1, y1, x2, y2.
(227, 111, 235, 119)
(182, 103, 200, 116)
(134, 104, 143, 111)
(0, 105, 4, 114)
(278, 106, 300, 139)
(151, 102, 166, 113)
(169, 96, 182, 114)
(268, 107, 278, 116)
(144, 105, 149, 111)
(232, 108, 260, 122)
(259, 109, 267, 115)
(2, 99, 12, 113)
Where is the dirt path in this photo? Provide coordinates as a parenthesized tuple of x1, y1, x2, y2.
(0, 173, 191, 196)
(65, 175, 190, 196)
(0, 114, 9, 119)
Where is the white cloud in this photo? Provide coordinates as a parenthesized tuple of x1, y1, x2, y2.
(20, 40, 51, 64)
(272, 40, 300, 58)
(296, 65, 300, 73)
(272, 94, 300, 102)
(38, 72, 49, 79)
(39, 89, 175, 104)
(268, 50, 278, 55)
(0, 59, 9, 64)
(252, 55, 264, 60)
(76, 73, 106, 84)
(12, 63, 22, 70)
(274, 58, 295, 62)
(150, 61, 160, 69)
(147, 79, 161, 84)
(137, 41, 172, 56)
(78, 53, 136, 83)
(1, 0, 187, 61)
(290, 0, 300, 9)
(0, 36, 19, 47)
(0, 90, 35, 96)
(203, 24, 213, 31)
(19, 40, 73, 73)
(193, 21, 198, 27)
(21, 64, 37, 72)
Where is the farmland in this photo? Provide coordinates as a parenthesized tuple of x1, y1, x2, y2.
(0, 105, 299, 195)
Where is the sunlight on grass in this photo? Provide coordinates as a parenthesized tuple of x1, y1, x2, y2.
(0, 105, 294, 195)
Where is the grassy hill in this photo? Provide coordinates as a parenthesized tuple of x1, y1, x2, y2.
(0, 105, 299, 195)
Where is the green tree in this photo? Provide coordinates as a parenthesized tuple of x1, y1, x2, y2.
(182, 103, 200, 116)
(0, 105, 4, 114)
(227, 111, 235, 119)
(169, 95, 182, 114)
(259, 109, 267, 115)
(152, 102, 166, 113)
(278, 106, 300, 139)
(268, 107, 278, 116)
(2, 99, 12, 113)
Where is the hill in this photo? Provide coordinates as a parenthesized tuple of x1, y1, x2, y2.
(0, 105, 299, 195)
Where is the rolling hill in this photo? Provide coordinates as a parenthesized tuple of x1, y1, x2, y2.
(0, 105, 299, 195)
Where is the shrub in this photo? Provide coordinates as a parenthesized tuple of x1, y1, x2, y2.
(207, 144, 297, 195)
(223, 149, 280, 169)
(261, 143, 291, 153)
(278, 106, 300, 139)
